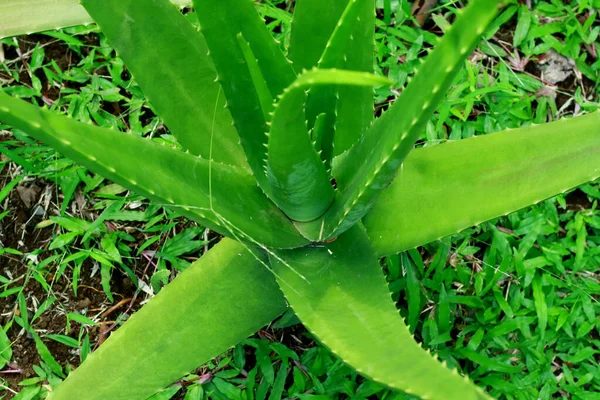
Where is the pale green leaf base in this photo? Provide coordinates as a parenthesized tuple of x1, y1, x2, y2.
(0, 0, 190, 38)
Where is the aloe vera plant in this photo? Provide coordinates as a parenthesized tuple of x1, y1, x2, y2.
(1, 0, 600, 399)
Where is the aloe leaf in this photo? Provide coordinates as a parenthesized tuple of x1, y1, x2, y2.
(0, 92, 308, 249)
(311, 113, 328, 155)
(333, 0, 376, 156)
(237, 33, 273, 122)
(0, 0, 91, 38)
(193, 0, 295, 98)
(268, 69, 391, 224)
(364, 113, 600, 256)
(288, 0, 348, 71)
(192, 0, 296, 190)
(81, 0, 246, 168)
(0, 0, 191, 38)
(267, 90, 333, 222)
(48, 238, 287, 400)
(270, 225, 490, 400)
(320, 0, 502, 239)
(306, 0, 376, 167)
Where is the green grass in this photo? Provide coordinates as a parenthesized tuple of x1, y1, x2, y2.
(1, 0, 600, 399)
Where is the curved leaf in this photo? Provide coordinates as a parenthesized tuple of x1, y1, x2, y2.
(0, 91, 308, 249)
(365, 112, 600, 256)
(322, 0, 502, 239)
(270, 225, 490, 400)
(288, 0, 347, 71)
(193, 0, 295, 98)
(81, 0, 246, 168)
(266, 69, 390, 227)
(306, 0, 376, 167)
(192, 0, 296, 190)
(49, 238, 287, 400)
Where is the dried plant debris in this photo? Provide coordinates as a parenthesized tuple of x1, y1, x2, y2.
(538, 49, 576, 85)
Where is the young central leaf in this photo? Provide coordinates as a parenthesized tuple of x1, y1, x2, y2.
(313, 0, 503, 240)
(306, 0, 376, 167)
(267, 80, 335, 222)
(193, 0, 296, 193)
(267, 69, 391, 223)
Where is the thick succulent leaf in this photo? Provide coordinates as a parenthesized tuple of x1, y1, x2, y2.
(311, 113, 328, 154)
(237, 33, 273, 122)
(334, 0, 376, 155)
(49, 238, 287, 400)
(306, 0, 376, 167)
(0, 0, 191, 38)
(270, 225, 490, 400)
(288, 0, 348, 71)
(0, 0, 90, 38)
(81, 0, 246, 168)
(0, 92, 307, 249)
(321, 0, 502, 239)
(192, 0, 296, 190)
(193, 0, 295, 98)
(365, 113, 600, 256)
(267, 69, 391, 228)
(267, 92, 333, 222)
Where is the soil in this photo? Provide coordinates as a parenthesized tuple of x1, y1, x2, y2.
(0, 170, 146, 395)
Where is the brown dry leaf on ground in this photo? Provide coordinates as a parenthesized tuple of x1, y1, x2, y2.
(15, 185, 40, 209)
(411, 0, 440, 26)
